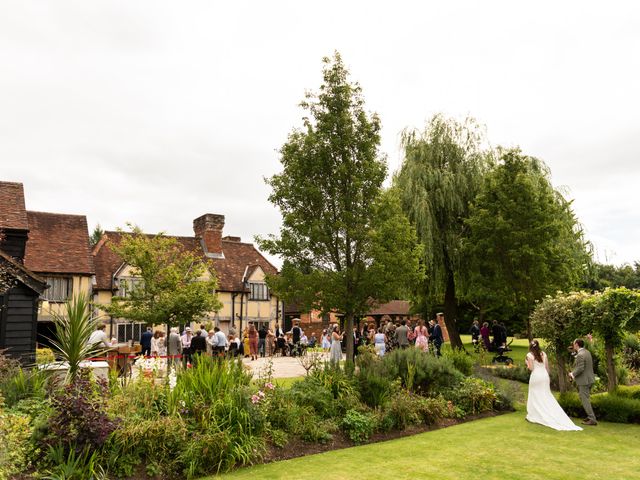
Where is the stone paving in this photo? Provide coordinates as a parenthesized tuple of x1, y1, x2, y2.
(241, 352, 343, 378)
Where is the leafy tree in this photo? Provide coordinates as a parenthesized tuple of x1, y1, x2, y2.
(395, 115, 490, 348)
(582, 262, 640, 291)
(463, 149, 591, 338)
(89, 224, 104, 247)
(584, 287, 640, 392)
(259, 52, 421, 362)
(531, 291, 590, 393)
(103, 226, 221, 327)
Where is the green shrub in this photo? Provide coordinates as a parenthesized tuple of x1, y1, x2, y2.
(442, 347, 474, 376)
(0, 350, 20, 386)
(490, 365, 531, 383)
(108, 376, 169, 419)
(299, 418, 337, 444)
(382, 348, 463, 395)
(622, 333, 640, 370)
(355, 371, 394, 408)
(42, 445, 106, 480)
(0, 394, 33, 480)
(268, 428, 288, 448)
(445, 377, 497, 415)
(179, 429, 264, 479)
(558, 391, 640, 424)
(290, 378, 337, 418)
(2, 367, 50, 407)
(615, 385, 640, 400)
(341, 409, 376, 444)
(105, 415, 189, 478)
(417, 396, 449, 425)
(385, 390, 422, 430)
(36, 348, 56, 365)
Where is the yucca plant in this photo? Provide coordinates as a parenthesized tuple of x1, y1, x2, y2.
(48, 295, 106, 382)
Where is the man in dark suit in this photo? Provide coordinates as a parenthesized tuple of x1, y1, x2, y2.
(190, 329, 208, 359)
(140, 327, 153, 356)
(429, 319, 443, 357)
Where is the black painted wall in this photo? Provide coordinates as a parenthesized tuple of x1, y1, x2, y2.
(0, 282, 39, 362)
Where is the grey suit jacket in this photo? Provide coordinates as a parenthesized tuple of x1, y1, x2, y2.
(572, 348, 595, 386)
(167, 332, 183, 356)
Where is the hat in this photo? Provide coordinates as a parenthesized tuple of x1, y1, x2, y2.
(185, 327, 192, 332)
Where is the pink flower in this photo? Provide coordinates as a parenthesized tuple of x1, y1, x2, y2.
(265, 382, 275, 390)
(258, 391, 265, 398)
(251, 395, 261, 404)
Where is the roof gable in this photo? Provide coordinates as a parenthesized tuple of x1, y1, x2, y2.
(0, 250, 48, 294)
(24, 211, 94, 275)
(93, 231, 277, 292)
(0, 181, 28, 231)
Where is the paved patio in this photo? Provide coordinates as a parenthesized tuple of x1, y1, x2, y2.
(241, 352, 342, 378)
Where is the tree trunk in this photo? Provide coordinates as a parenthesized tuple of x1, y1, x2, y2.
(344, 312, 354, 367)
(606, 342, 616, 393)
(444, 269, 463, 349)
(556, 350, 569, 393)
(526, 317, 533, 342)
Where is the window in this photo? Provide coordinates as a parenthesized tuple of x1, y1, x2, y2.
(249, 282, 269, 301)
(116, 322, 146, 344)
(42, 277, 73, 302)
(117, 277, 144, 298)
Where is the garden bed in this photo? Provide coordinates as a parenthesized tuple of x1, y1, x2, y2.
(263, 410, 505, 464)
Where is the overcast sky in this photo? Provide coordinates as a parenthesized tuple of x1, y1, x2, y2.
(1, 1, 638, 267)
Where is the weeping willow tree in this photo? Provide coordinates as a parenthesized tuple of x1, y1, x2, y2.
(395, 115, 491, 349)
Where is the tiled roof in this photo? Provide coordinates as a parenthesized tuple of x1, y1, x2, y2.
(0, 181, 28, 230)
(93, 231, 277, 292)
(24, 211, 94, 275)
(367, 300, 412, 316)
(0, 249, 48, 294)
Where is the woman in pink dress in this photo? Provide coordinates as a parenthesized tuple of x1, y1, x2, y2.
(414, 320, 429, 352)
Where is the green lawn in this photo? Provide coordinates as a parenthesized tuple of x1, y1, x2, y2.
(458, 334, 532, 365)
(211, 411, 640, 480)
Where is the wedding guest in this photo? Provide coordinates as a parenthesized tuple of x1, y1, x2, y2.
(430, 319, 443, 357)
(157, 331, 167, 357)
(191, 329, 207, 356)
(248, 323, 259, 361)
(206, 330, 218, 355)
(374, 327, 386, 356)
(140, 326, 153, 356)
(213, 327, 227, 355)
(242, 327, 250, 358)
(88, 324, 110, 349)
(470, 320, 481, 351)
(329, 326, 343, 364)
(151, 330, 163, 356)
(258, 324, 268, 358)
(396, 320, 410, 349)
(167, 327, 182, 364)
(321, 329, 331, 351)
(181, 327, 193, 365)
(266, 326, 276, 356)
(414, 320, 429, 352)
(480, 322, 491, 350)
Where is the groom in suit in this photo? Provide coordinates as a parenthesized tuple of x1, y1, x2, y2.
(569, 338, 597, 426)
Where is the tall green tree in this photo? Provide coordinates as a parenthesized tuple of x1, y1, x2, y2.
(395, 115, 490, 348)
(259, 52, 421, 362)
(103, 226, 221, 327)
(89, 224, 104, 247)
(463, 149, 591, 337)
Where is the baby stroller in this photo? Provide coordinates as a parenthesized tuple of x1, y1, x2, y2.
(492, 339, 514, 365)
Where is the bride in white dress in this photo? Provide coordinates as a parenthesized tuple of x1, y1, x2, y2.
(526, 340, 582, 431)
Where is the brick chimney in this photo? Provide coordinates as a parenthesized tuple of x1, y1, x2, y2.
(193, 214, 225, 258)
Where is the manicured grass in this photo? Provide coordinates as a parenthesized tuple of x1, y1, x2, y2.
(458, 334, 531, 365)
(210, 411, 640, 480)
(273, 376, 303, 388)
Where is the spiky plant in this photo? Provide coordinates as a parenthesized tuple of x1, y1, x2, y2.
(49, 295, 106, 382)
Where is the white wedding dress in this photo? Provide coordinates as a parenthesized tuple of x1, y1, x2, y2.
(526, 352, 582, 431)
